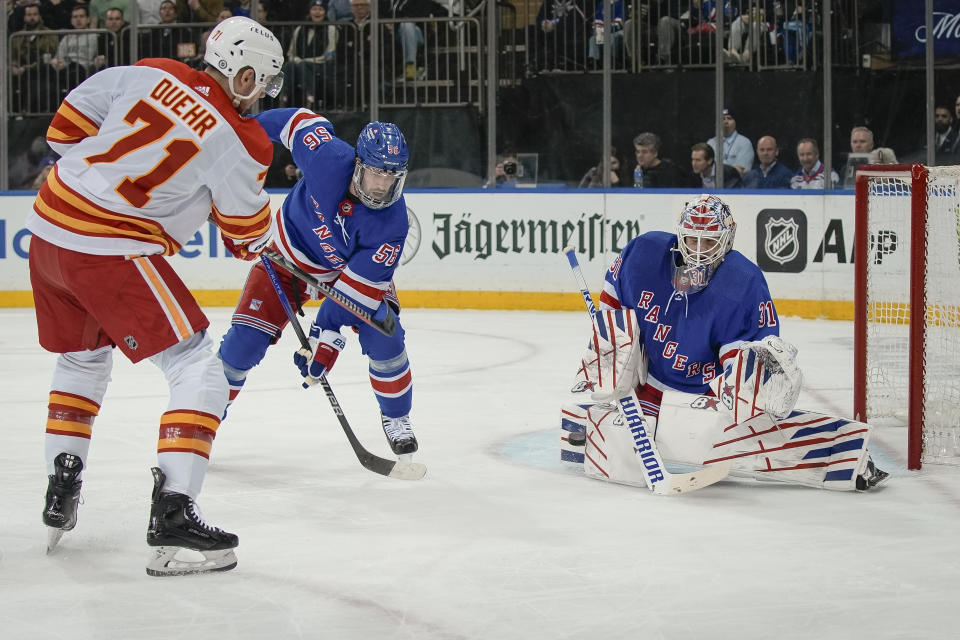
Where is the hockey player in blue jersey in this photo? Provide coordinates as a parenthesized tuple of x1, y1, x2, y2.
(561, 194, 889, 492)
(217, 113, 418, 455)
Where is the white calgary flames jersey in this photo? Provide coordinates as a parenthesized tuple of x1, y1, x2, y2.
(27, 58, 274, 256)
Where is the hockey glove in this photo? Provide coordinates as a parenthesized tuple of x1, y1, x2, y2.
(222, 233, 261, 261)
(293, 325, 346, 388)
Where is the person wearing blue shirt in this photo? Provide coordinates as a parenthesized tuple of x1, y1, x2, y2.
(742, 135, 793, 189)
(707, 107, 754, 176)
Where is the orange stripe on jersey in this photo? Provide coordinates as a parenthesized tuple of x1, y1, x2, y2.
(47, 99, 100, 144)
(212, 201, 272, 240)
(131, 258, 193, 340)
(34, 167, 181, 255)
(49, 391, 101, 415)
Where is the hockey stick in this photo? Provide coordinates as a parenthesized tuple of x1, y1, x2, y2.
(263, 249, 397, 337)
(259, 254, 426, 481)
(562, 246, 730, 495)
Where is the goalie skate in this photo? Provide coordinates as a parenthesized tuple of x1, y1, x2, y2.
(145, 467, 238, 576)
(381, 413, 418, 455)
(44, 452, 83, 554)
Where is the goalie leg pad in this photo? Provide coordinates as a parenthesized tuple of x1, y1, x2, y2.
(706, 410, 872, 491)
(559, 402, 593, 465)
(582, 402, 659, 489)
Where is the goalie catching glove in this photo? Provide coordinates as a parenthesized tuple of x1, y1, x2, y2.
(293, 324, 346, 388)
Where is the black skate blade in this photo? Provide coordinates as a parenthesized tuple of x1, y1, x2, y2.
(146, 547, 238, 577)
(46, 527, 65, 554)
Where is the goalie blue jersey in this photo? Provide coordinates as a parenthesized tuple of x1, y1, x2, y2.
(599, 231, 779, 394)
(253, 108, 408, 322)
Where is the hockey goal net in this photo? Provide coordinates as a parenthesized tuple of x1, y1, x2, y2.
(854, 164, 960, 469)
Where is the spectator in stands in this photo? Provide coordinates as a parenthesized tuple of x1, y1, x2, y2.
(849, 125, 874, 155)
(535, 0, 587, 72)
(255, 0, 269, 21)
(657, 0, 715, 66)
(89, 0, 130, 27)
(579, 147, 627, 187)
(336, 0, 379, 108)
(849, 125, 897, 164)
(742, 135, 793, 189)
(139, 0, 199, 62)
(40, 0, 75, 29)
(49, 4, 100, 97)
(10, 3, 60, 113)
(707, 107, 754, 176)
(791, 137, 839, 189)
(175, 0, 223, 22)
(632, 131, 690, 187)
(29, 155, 58, 190)
(281, 0, 337, 110)
(97, 6, 130, 67)
(691, 141, 740, 188)
(326, 0, 352, 21)
(724, 4, 772, 65)
(138, 0, 165, 24)
(587, 0, 625, 70)
(387, 0, 449, 82)
(935, 106, 957, 154)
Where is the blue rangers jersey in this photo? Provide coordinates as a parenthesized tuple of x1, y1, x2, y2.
(598, 231, 779, 394)
(254, 108, 408, 330)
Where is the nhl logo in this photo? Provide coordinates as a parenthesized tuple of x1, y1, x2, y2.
(124, 335, 139, 350)
(763, 217, 800, 265)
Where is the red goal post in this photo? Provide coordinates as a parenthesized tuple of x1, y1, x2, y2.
(854, 164, 960, 470)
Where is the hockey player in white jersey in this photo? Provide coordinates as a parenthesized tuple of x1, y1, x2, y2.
(27, 16, 284, 574)
(561, 195, 889, 493)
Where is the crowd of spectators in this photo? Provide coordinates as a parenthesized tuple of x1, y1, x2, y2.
(575, 112, 900, 191)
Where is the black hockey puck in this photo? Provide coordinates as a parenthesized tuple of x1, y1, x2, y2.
(567, 432, 586, 447)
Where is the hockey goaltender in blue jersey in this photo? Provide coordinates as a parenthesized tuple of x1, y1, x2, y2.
(598, 230, 780, 394)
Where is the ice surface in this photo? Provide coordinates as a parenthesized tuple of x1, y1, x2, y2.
(2, 308, 958, 639)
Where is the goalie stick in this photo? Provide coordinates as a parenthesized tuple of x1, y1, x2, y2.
(264, 249, 397, 337)
(562, 246, 730, 495)
(259, 254, 426, 481)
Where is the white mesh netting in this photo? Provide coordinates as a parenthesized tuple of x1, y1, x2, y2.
(864, 166, 960, 465)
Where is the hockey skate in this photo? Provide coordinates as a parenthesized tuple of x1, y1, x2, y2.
(145, 467, 238, 577)
(381, 413, 418, 456)
(856, 456, 890, 491)
(44, 452, 83, 553)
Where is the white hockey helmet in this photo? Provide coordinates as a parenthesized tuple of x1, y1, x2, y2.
(673, 194, 736, 294)
(203, 16, 284, 100)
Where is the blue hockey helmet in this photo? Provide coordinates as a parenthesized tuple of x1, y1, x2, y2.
(673, 194, 736, 294)
(352, 122, 409, 209)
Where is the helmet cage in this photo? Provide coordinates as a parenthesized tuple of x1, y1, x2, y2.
(674, 195, 736, 293)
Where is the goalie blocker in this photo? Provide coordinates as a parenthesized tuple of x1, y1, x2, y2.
(560, 309, 888, 492)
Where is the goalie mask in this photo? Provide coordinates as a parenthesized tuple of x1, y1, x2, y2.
(353, 122, 409, 209)
(673, 194, 736, 294)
